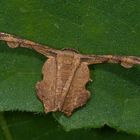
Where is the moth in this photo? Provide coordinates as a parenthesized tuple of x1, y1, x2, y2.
(0, 32, 140, 116)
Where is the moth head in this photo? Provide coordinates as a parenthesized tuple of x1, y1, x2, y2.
(62, 48, 79, 54)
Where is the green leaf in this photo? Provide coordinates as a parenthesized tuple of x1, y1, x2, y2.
(0, 0, 140, 135)
(0, 112, 140, 140)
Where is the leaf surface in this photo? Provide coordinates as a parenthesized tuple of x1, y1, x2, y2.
(0, 112, 140, 140)
(0, 0, 140, 134)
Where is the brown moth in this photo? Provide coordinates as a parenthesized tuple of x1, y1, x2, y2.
(0, 32, 140, 116)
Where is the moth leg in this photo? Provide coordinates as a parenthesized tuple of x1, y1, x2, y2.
(80, 54, 140, 68)
(0, 32, 59, 57)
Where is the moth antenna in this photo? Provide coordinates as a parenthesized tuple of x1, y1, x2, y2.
(0, 32, 59, 57)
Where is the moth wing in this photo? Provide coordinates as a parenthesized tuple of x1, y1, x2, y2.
(36, 57, 57, 113)
(62, 62, 90, 116)
(0, 32, 59, 57)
